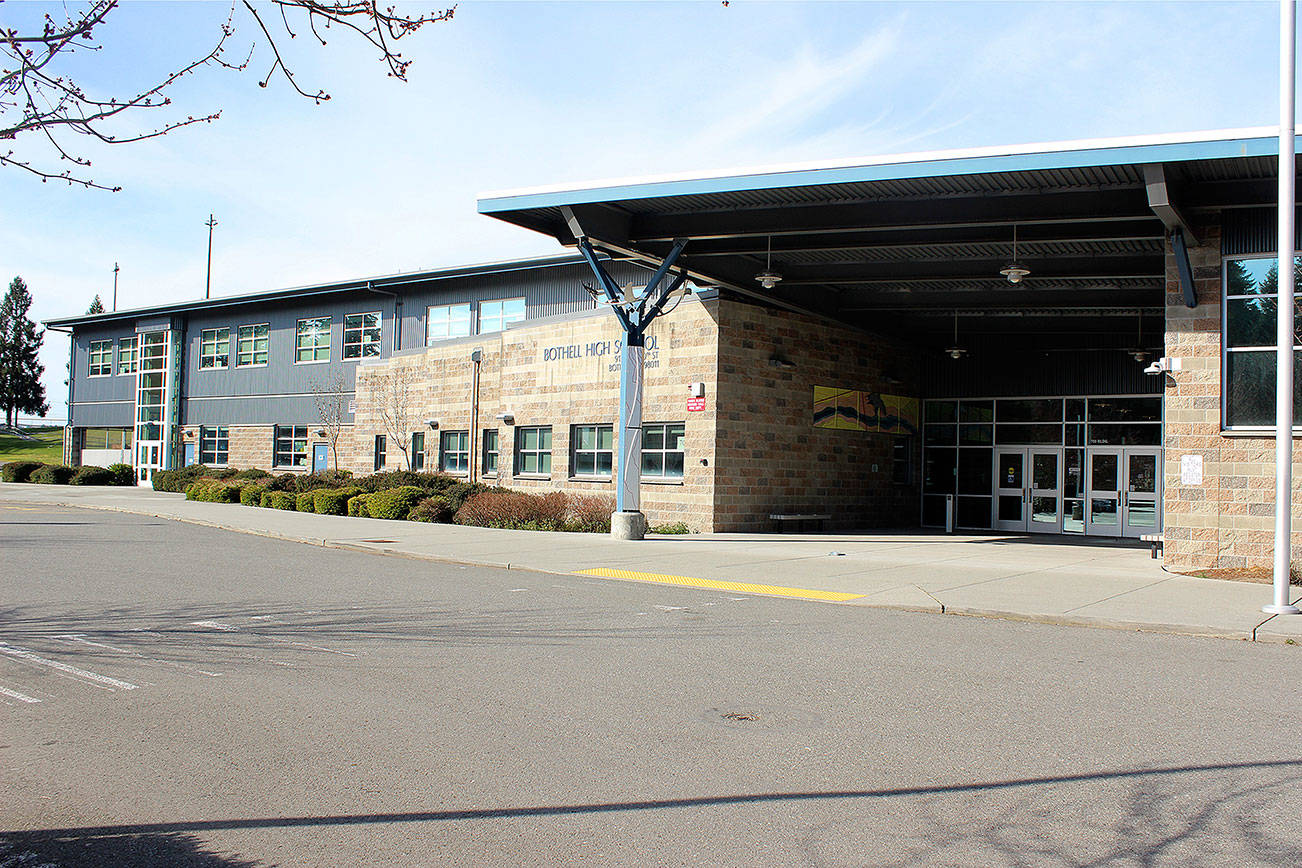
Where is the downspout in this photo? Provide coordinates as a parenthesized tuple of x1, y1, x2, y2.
(366, 281, 402, 352)
(469, 348, 482, 484)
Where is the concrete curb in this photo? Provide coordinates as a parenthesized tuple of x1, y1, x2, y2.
(7, 493, 1302, 647)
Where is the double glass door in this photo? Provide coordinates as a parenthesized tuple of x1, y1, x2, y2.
(1086, 448, 1161, 537)
(994, 448, 1062, 533)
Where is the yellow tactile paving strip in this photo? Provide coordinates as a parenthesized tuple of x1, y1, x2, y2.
(574, 568, 865, 602)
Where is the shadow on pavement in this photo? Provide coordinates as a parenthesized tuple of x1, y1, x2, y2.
(0, 830, 265, 868)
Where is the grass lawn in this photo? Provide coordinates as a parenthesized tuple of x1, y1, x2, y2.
(0, 426, 64, 464)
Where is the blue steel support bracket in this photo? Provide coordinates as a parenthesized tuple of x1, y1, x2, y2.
(638, 272, 688, 334)
(1171, 228, 1198, 308)
(577, 239, 633, 334)
(632, 238, 689, 325)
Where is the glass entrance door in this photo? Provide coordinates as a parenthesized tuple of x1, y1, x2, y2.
(994, 448, 1062, 533)
(1028, 450, 1062, 533)
(1086, 449, 1122, 536)
(1122, 449, 1161, 538)
(994, 449, 1027, 531)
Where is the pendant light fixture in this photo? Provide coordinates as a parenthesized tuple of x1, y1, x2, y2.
(1128, 310, 1149, 363)
(1000, 225, 1031, 284)
(755, 236, 783, 289)
(945, 310, 968, 359)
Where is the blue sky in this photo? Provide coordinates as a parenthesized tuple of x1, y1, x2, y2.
(0, 0, 1290, 420)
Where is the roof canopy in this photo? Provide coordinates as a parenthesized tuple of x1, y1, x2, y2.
(480, 128, 1296, 352)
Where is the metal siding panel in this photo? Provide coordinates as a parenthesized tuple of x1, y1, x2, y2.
(922, 350, 1162, 398)
(1221, 207, 1302, 255)
(69, 326, 137, 426)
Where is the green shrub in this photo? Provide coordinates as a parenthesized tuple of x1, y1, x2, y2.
(264, 473, 302, 492)
(2, 461, 45, 483)
(314, 486, 364, 516)
(450, 491, 612, 533)
(30, 464, 75, 485)
(240, 483, 268, 506)
(153, 465, 236, 493)
(185, 478, 242, 503)
(649, 521, 691, 535)
(261, 491, 297, 510)
(366, 486, 425, 520)
(294, 491, 316, 512)
(106, 463, 136, 486)
(232, 468, 271, 481)
(408, 496, 454, 523)
(346, 493, 372, 517)
(69, 465, 114, 486)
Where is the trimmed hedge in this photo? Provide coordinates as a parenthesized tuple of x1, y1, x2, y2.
(408, 496, 454, 523)
(313, 486, 364, 516)
(153, 465, 236, 493)
(30, 464, 75, 485)
(453, 490, 613, 533)
(232, 468, 271, 481)
(294, 491, 316, 512)
(2, 461, 44, 483)
(185, 478, 242, 503)
(261, 491, 297, 510)
(107, 463, 136, 486)
(366, 486, 425, 520)
(346, 493, 373, 517)
(70, 465, 114, 486)
(240, 484, 268, 506)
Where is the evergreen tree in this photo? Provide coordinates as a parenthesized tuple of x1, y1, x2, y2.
(0, 277, 49, 428)
(87, 295, 104, 315)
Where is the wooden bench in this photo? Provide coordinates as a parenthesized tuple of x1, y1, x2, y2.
(1141, 533, 1164, 559)
(769, 513, 832, 533)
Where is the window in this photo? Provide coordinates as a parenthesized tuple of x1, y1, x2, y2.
(236, 323, 269, 367)
(274, 425, 308, 468)
(82, 427, 132, 450)
(515, 426, 551, 475)
(642, 422, 685, 478)
(426, 303, 472, 344)
(479, 298, 525, 333)
(411, 432, 425, 471)
(296, 316, 332, 363)
(88, 340, 113, 377)
(344, 312, 382, 359)
(374, 435, 387, 471)
(440, 430, 469, 474)
(892, 438, 912, 485)
(1223, 255, 1302, 428)
(482, 429, 499, 476)
(200, 426, 229, 465)
(571, 424, 613, 478)
(199, 328, 230, 370)
(117, 336, 138, 375)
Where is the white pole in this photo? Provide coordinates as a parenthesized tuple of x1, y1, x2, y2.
(1267, 0, 1302, 615)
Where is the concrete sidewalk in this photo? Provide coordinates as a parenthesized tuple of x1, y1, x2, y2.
(5, 483, 1302, 645)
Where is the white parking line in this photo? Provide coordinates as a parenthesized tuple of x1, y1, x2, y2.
(0, 684, 41, 703)
(55, 634, 222, 677)
(0, 643, 138, 690)
(190, 620, 239, 631)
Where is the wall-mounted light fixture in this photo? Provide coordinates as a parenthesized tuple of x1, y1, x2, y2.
(426, 419, 439, 430)
(495, 412, 515, 425)
(768, 355, 796, 370)
(314, 428, 326, 437)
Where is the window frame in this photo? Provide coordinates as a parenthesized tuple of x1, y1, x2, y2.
(439, 430, 470, 475)
(570, 423, 614, 480)
(199, 425, 229, 466)
(641, 422, 686, 480)
(343, 311, 382, 360)
(410, 431, 425, 471)
(273, 425, 309, 468)
(514, 425, 552, 476)
(891, 437, 913, 485)
(426, 303, 473, 344)
(236, 323, 270, 368)
(117, 336, 139, 376)
(1221, 253, 1302, 432)
(478, 297, 526, 334)
(295, 316, 332, 365)
(374, 434, 387, 472)
(482, 429, 499, 476)
(88, 339, 113, 377)
(199, 327, 231, 371)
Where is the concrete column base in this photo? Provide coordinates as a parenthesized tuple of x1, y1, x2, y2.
(611, 511, 647, 540)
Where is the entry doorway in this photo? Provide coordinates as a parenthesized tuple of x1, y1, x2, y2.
(994, 448, 1063, 533)
(312, 443, 329, 473)
(1086, 448, 1161, 538)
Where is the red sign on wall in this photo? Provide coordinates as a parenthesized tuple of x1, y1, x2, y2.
(687, 396, 706, 412)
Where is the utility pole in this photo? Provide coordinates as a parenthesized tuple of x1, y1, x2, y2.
(112, 262, 119, 311)
(204, 214, 218, 300)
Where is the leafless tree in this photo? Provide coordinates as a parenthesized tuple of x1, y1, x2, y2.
(310, 369, 349, 470)
(1, 0, 455, 191)
(369, 365, 418, 470)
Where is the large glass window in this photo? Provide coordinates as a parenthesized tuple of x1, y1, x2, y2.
(83, 427, 132, 450)
(296, 317, 332, 364)
(642, 422, 685, 478)
(479, 298, 526, 333)
(199, 327, 230, 370)
(344, 312, 382, 359)
(200, 426, 229, 465)
(440, 430, 469, 474)
(117, 336, 138, 375)
(1224, 255, 1302, 429)
(426, 303, 472, 344)
(482, 429, 499, 475)
(88, 340, 112, 377)
(237, 323, 269, 367)
(571, 424, 613, 478)
(515, 426, 551, 475)
(274, 425, 308, 467)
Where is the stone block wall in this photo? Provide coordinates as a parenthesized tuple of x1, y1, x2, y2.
(177, 424, 349, 473)
(1163, 217, 1302, 570)
(713, 300, 921, 532)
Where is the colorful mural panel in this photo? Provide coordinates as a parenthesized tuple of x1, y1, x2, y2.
(813, 386, 918, 436)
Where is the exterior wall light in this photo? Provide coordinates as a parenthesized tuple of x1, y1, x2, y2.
(495, 412, 515, 425)
(426, 419, 439, 429)
(768, 355, 796, 370)
(314, 428, 326, 437)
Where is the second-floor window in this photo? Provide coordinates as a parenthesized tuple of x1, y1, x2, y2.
(296, 317, 331, 363)
(344, 312, 382, 359)
(117, 336, 138, 375)
(88, 340, 112, 377)
(426, 303, 472, 344)
(479, 298, 526, 333)
(199, 328, 230, 370)
(237, 323, 269, 367)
